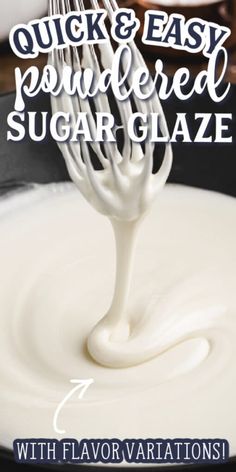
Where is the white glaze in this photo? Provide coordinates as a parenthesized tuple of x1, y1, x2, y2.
(50, 29, 173, 368)
(0, 183, 235, 455)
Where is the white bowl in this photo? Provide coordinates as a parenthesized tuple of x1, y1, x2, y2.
(0, 0, 47, 42)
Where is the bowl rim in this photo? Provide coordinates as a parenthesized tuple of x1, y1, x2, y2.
(1, 446, 236, 471)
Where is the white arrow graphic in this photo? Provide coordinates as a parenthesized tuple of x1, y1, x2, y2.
(53, 378, 94, 435)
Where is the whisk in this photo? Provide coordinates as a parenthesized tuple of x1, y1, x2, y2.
(49, 0, 173, 367)
(49, 0, 172, 222)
